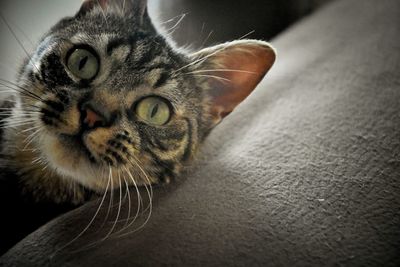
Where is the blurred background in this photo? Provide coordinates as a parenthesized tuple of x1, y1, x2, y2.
(155, 0, 330, 48)
(0, 0, 331, 85)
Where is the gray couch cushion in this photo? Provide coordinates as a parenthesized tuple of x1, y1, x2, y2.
(1, 0, 399, 266)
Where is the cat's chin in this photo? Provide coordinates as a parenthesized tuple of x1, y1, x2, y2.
(39, 132, 108, 190)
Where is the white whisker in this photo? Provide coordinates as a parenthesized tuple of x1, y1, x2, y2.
(101, 171, 123, 241)
(172, 45, 228, 74)
(100, 167, 114, 229)
(113, 165, 142, 235)
(200, 30, 213, 48)
(116, 157, 153, 238)
(165, 13, 186, 35)
(122, 173, 132, 229)
(238, 30, 256, 40)
(51, 166, 112, 257)
(186, 68, 257, 75)
(187, 74, 232, 83)
(22, 128, 41, 150)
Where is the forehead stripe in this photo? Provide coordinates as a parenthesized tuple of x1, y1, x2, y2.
(153, 71, 170, 88)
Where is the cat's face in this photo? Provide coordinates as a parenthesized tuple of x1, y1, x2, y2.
(13, 0, 275, 192)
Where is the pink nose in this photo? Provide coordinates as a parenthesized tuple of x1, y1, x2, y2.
(83, 107, 105, 129)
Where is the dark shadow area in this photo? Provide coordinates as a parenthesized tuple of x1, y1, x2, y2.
(0, 170, 79, 254)
(156, 0, 331, 48)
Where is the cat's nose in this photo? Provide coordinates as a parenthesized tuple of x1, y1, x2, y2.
(81, 102, 110, 129)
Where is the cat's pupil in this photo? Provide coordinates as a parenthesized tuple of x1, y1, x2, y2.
(79, 56, 88, 70)
(150, 104, 159, 118)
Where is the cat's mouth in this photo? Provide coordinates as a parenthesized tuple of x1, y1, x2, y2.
(59, 132, 97, 163)
(52, 101, 105, 165)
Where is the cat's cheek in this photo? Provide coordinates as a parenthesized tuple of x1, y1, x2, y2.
(41, 134, 84, 170)
(39, 95, 81, 136)
(39, 133, 106, 189)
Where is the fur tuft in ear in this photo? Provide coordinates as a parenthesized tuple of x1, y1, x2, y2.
(193, 40, 276, 127)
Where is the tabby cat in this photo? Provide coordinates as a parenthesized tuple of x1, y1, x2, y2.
(0, 0, 275, 205)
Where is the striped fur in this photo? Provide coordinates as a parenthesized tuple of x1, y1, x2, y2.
(0, 0, 275, 204)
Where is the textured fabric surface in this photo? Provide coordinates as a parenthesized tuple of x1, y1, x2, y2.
(1, 0, 400, 266)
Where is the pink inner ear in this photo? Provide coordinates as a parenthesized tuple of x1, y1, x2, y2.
(98, 0, 108, 9)
(207, 43, 276, 123)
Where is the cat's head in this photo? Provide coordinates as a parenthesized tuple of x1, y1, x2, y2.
(14, 0, 275, 192)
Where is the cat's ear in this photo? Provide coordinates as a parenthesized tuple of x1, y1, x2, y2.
(77, 0, 108, 17)
(77, 0, 148, 23)
(193, 40, 276, 127)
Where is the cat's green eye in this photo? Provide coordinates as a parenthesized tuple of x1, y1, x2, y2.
(136, 97, 171, 126)
(67, 48, 99, 80)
